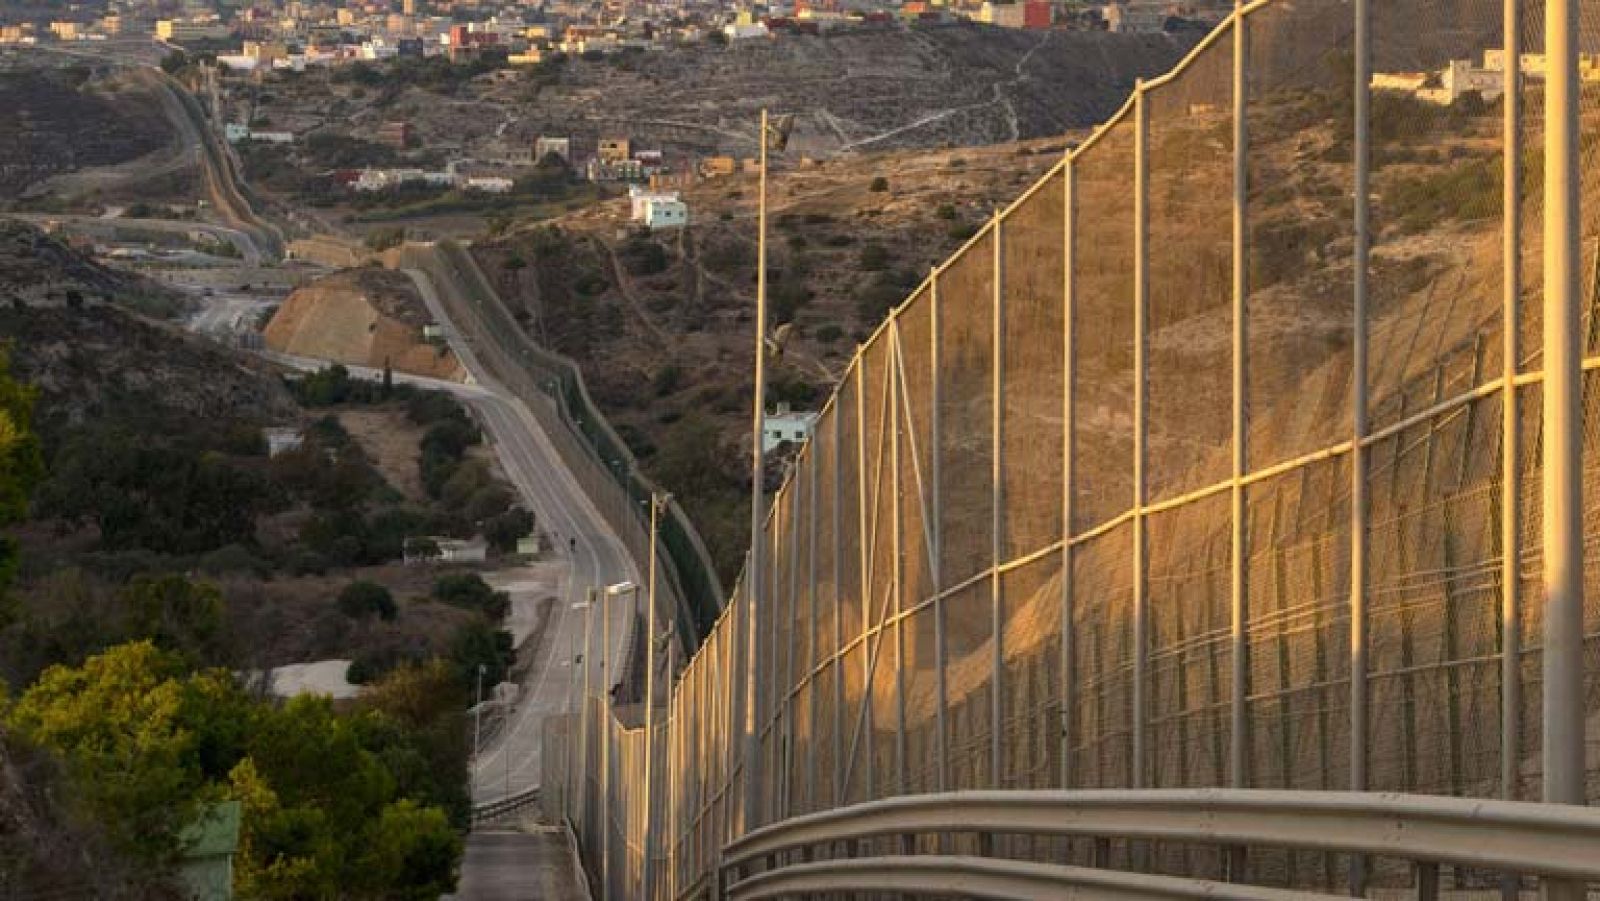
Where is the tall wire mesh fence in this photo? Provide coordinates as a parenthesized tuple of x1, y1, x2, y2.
(546, 0, 1600, 896)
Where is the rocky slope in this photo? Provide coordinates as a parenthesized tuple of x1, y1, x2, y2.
(0, 219, 294, 433)
(263, 267, 467, 381)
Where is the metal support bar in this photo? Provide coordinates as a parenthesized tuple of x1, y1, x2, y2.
(856, 358, 871, 801)
(1060, 158, 1077, 790)
(1542, 2, 1587, 888)
(645, 494, 663, 901)
(891, 320, 908, 797)
(1499, 0, 1523, 820)
(807, 441, 819, 816)
(991, 210, 1006, 788)
(1229, 0, 1249, 794)
(833, 398, 845, 809)
(1349, 0, 1372, 813)
(1132, 79, 1150, 790)
(931, 266, 950, 795)
(744, 106, 770, 836)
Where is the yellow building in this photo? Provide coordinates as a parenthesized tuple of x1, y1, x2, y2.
(50, 21, 80, 40)
(599, 137, 631, 163)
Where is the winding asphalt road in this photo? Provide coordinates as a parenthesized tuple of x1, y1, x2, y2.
(401, 265, 638, 807)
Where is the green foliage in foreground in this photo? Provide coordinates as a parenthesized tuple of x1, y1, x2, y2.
(0, 348, 43, 616)
(3, 643, 465, 898)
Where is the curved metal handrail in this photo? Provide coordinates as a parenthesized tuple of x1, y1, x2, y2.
(727, 856, 1343, 901)
(721, 789, 1600, 881)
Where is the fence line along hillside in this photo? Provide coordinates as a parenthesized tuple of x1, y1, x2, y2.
(547, 0, 1600, 898)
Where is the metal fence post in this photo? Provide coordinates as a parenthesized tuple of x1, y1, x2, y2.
(1229, 0, 1250, 792)
(1061, 157, 1077, 790)
(991, 209, 1007, 788)
(1350, 0, 1372, 891)
(1543, 4, 1587, 889)
(1132, 79, 1150, 790)
(807, 439, 819, 815)
(891, 318, 908, 798)
(834, 399, 846, 810)
(931, 265, 950, 796)
(1499, 0, 1522, 817)
(856, 358, 872, 801)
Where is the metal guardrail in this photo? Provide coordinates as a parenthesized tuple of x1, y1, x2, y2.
(709, 790, 1600, 899)
(726, 856, 1339, 901)
(471, 787, 542, 826)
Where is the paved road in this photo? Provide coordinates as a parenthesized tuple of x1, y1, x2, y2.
(451, 830, 586, 900)
(401, 264, 639, 805)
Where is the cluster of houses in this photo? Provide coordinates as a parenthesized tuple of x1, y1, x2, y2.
(1374, 49, 1600, 108)
(3, 0, 1229, 54)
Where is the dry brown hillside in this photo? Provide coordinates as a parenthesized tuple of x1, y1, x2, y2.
(264, 267, 467, 381)
(472, 137, 1075, 578)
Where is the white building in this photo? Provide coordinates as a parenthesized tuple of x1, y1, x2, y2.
(1102, 2, 1165, 34)
(644, 198, 688, 230)
(464, 174, 515, 193)
(629, 185, 679, 220)
(762, 402, 817, 451)
(535, 136, 572, 163)
(723, 22, 769, 39)
(437, 538, 488, 562)
(263, 427, 304, 457)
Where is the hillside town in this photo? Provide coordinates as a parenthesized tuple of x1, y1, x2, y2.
(3, 0, 1229, 55)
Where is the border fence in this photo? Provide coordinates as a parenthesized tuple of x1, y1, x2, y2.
(394, 240, 724, 646)
(550, 0, 1600, 897)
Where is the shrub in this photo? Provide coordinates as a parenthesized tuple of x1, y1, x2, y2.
(868, 176, 889, 192)
(484, 507, 535, 554)
(433, 573, 510, 620)
(858, 243, 890, 271)
(338, 580, 398, 621)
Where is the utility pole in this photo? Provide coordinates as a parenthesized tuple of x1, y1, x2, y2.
(743, 106, 772, 834)
(643, 491, 669, 901)
(1543, 15, 1586, 901)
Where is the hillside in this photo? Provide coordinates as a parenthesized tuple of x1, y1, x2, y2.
(471, 137, 1070, 578)
(0, 64, 181, 205)
(263, 267, 467, 381)
(0, 219, 290, 431)
(461, 24, 1196, 158)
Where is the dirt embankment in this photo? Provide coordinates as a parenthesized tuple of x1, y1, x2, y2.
(263, 267, 466, 381)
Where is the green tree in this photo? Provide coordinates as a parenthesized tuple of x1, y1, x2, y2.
(354, 800, 461, 899)
(338, 581, 398, 621)
(121, 574, 227, 664)
(432, 573, 509, 620)
(2, 642, 235, 862)
(0, 348, 42, 616)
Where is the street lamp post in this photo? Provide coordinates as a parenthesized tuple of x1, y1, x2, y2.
(473, 663, 486, 765)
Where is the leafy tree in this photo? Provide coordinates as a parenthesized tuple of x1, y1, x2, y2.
(447, 621, 512, 691)
(484, 507, 535, 554)
(432, 573, 509, 620)
(354, 800, 460, 899)
(0, 348, 43, 614)
(2, 642, 233, 862)
(338, 581, 398, 621)
(120, 574, 227, 664)
(37, 427, 276, 554)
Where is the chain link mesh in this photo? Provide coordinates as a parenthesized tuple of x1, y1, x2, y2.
(537, 3, 1600, 896)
